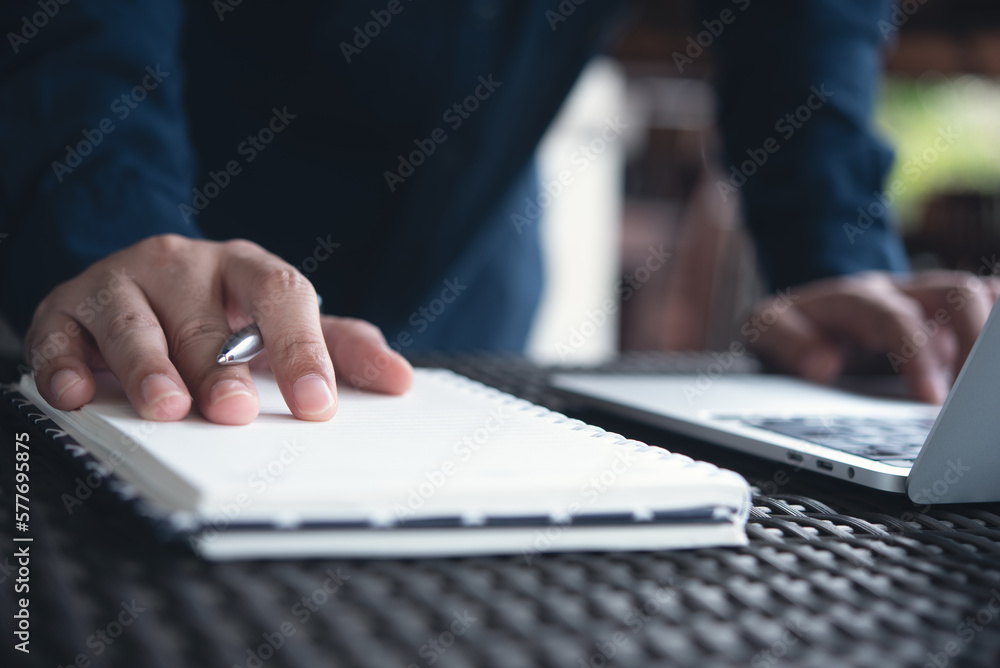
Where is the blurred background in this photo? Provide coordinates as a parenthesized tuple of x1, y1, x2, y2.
(525, 0, 1000, 364)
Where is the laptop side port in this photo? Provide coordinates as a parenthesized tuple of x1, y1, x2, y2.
(816, 460, 833, 471)
(786, 452, 804, 463)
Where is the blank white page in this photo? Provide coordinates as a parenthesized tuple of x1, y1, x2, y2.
(21, 369, 750, 528)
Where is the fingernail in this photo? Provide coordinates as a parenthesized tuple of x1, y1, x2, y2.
(293, 374, 335, 416)
(51, 369, 83, 401)
(141, 374, 186, 407)
(210, 379, 253, 405)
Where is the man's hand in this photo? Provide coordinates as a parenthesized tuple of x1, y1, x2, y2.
(746, 271, 1000, 404)
(24, 235, 413, 424)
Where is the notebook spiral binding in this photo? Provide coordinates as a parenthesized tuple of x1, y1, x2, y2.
(427, 369, 735, 477)
(424, 370, 753, 524)
(2, 382, 193, 546)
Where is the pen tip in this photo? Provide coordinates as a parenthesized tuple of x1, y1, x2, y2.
(217, 354, 229, 365)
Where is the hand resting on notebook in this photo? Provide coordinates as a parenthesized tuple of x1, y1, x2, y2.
(23, 235, 414, 425)
(746, 270, 1000, 405)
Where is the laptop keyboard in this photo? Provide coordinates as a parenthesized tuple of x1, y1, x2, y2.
(730, 416, 937, 467)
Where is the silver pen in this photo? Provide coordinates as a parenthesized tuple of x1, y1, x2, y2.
(217, 322, 265, 365)
(217, 295, 323, 365)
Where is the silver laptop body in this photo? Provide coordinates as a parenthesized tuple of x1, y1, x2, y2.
(553, 301, 1000, 504)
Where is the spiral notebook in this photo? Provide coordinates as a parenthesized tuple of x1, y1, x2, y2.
(16, 368, 750, 560)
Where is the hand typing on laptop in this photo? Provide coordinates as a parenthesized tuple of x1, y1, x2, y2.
(745, 271, 1000, 405)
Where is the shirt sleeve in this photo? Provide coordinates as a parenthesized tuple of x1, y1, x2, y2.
(0, 0, 200, 334)
(695, 0, 910, 291)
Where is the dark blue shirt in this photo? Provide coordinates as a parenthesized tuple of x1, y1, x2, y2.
(0, 0, 907, 351)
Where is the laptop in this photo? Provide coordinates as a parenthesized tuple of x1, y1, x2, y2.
(552, 302, 1000, 505)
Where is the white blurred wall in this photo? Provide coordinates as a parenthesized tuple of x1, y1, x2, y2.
(525, 58, 627, 365)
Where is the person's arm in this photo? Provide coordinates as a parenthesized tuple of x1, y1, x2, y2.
(702, 0, 907, 286)
(0, 0, 199, 332)
(0, 1, 412, 423)
(699, 0, 999, 402)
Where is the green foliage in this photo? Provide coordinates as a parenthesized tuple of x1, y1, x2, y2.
(876, 74, 1000, 228)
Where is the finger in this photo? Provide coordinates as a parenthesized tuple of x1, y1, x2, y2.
(927, 324, 959, 376)
(135, 235, 260, 424)
(800, 290, 950, 404)
(321, 316, 414, 394)
(81, 277, 193, 421)
(901, 273, 996, 374)
(227, 254, 337, 421)
(146, 278, 261, 426)
(745, 301, 842, 383)
(989, 276, 1000, 304)
(24, 308, 97, 411)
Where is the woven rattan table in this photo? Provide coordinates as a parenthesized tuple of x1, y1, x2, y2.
(3, 353, 1000, 668)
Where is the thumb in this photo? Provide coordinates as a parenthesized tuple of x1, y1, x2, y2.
(746, 305, 843, 383)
